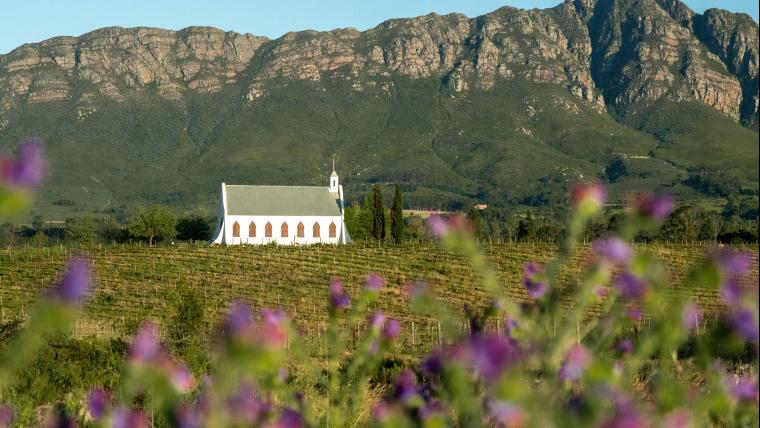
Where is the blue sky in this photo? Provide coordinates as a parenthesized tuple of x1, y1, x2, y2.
(1, 0, 757, 54)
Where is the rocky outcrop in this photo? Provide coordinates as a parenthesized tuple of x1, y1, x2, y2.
(0, 0, 757, 126)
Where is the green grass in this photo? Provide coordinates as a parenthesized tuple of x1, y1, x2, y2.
(0, 243, 756, 356)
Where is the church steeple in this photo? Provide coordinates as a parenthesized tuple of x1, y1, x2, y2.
(329, 155, 339, 192)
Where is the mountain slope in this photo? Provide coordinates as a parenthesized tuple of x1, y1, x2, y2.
(0, 0, 757, 218)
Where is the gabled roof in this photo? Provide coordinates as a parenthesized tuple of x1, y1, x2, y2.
(225, 185, 341, 216)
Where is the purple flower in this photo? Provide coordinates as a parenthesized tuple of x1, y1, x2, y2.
(626, 305, 643, 322)
(593, 285, 609, 300)
(593, 237, 632, 265)
(176, 404, 203, 428)
(228, 383, 270, 424)
(419, 400, 445, 420)
(275, 407, 304, 428)
(571, 183, 606, 210)
(112, 408, 149, 428)
(225, 301, 254, 336)
(559, 344, 591, 381)
(730, 309, 759, 344)
(721, 281, 743, 306)
(616, 339, 633, 354)
(87, 388, 110, 420)
(613, 272, 647, 300)
(1, 139, 44, 188)
(392, 370, 417, 403)
(426, 215, 451, 238)
(169, 362, 195, 392)
(372, 402, 391, 421)
(504, 315, 518, 337)
(459, 335, 522, 379)
(261, 308, 289, 347)
(0, 404, 13, 428)
(128, 322, 161, 363)
(328, 279, 349, 310)
(523, 263, 548, 300)
(681, 301, 702, 331)
(382, 319, 401, 341)
(487, 400, 527, 428)
(629, 194, 674, 221)
(368, 312, 386, 330)
(730, 376, 758, 403)
(54, 257, 93, 304)
(365, 273, 384, 291)
(711, 248, 752, 278)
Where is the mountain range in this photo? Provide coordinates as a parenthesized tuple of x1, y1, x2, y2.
(0, 0, 757, 219)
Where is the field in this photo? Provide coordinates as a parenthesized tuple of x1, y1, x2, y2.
(1, 242, 756, 356)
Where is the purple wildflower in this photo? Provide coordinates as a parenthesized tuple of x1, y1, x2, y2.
(681, 301, 702, 331)
(328, 279, 350, 310)
(368, 312, 386, 330)
(487, 400, 528, 428)
(176, 404, 203, 428)
(629, 193, 674, 221)
(275, 407, 304, 428)
(228, 383, 270, 424)
(54, 257, 93, 304)
(168, 362, 195, 393)
(421, 351, 444, 375)
(365, 273, 384, 291)
(523, 262, 548, 300)
(593, 237, 633, 265)
(730, 309, 759, 344)
(392, 370, 417, 403)
(1, 139, 44, 188)
(593, 285, 609, 300)
(504, 315, 518, 337)
(225, 301, 254, 336)
(466, 335, 520, 380)
(0, 404, 13, 428)
(711, 248, 752, 278)
(382, 319, 401, 341)
(419, 400, 446, 421)
(426, 215, 451, 238)
(261, 308, 289, 347)
(372, 402, 390, 421)
(626, 305, 643, 322)
(559, 344, 591, 381)
(571, 183, 606, 210)
(87, 388, 110, 420)
(616, 339, 633, 354)
(128, 322, 160, 363)
(730, 376, 758, 403)
(112, 408, 149, 428)
(613, 272, 647, 300)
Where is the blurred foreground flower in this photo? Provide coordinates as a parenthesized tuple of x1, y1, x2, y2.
(0, 139, 44, 188)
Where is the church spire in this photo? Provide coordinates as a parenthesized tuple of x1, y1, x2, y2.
(329, 154, 339, 192)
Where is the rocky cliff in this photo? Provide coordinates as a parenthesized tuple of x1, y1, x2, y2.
(0, 0, 756, 127)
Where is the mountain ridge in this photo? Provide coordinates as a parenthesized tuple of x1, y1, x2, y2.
(0, 0, 757, 218)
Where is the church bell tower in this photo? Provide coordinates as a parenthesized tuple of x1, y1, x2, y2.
(329, 155, 339, 192)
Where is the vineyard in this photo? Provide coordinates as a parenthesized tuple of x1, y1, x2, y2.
(0, 243, 757, 356)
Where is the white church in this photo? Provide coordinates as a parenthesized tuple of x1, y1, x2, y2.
(211, 168, 350, 245)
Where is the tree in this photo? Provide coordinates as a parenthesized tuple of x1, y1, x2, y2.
(517, 212, 537, 242)
(128, 205, 176, 246)
(176, 214, 212, 243)
(605, 157, 628, 183)
(99, 216, 123, 243)
(64, 217, 98, 245)
(371, 185, 386, 241)
(390, 184, 404, 243)
(467, 207, 485, 240)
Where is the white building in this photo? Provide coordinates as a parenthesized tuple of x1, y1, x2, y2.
(211, 170, 350, 245)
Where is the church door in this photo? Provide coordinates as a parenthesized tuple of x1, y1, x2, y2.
(313, 222, 320, 238)
(297, 222, 304, 238)
(281, 222, 289, 237)
(232, 221, 240, 238)
(329, 222, 336, 238)
(265, 222, 272, 238)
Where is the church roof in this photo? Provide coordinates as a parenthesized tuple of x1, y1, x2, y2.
(225, 185, 341, 216)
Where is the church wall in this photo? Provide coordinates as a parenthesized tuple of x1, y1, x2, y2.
(223, 215, 344, 245)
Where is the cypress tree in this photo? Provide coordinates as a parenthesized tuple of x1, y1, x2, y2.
(390, 184, 404, 243)
(371, 184, 385, 241)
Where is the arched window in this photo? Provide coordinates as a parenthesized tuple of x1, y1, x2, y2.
(248, 222, 256, 237)
(281, 222, 289, 237)
(265, 222, 272, 238)
(297, 222, 304, 238)
(313, 222, 321, 238)
(232, 221, 240, 237)
(329, 222, 337, 238)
